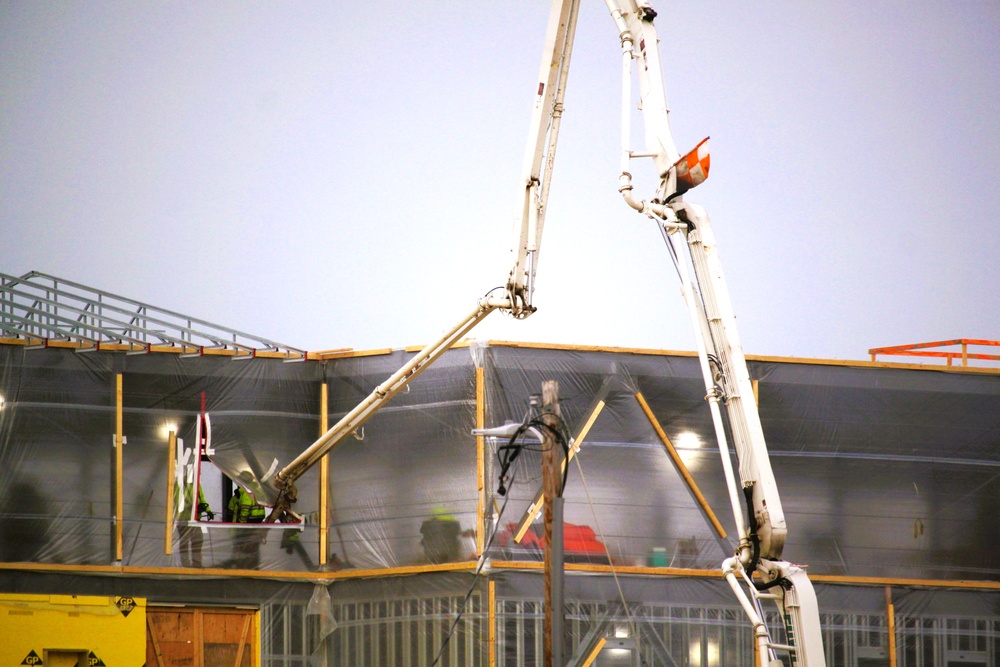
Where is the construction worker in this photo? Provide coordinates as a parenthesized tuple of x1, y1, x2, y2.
(419, 508, 472, 564)
(178, 483, 213, 568)
(227, 485, 265, 568)
(229, 486, 266, 523)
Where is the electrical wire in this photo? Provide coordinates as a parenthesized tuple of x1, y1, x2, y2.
(429, 447, 522, 667)
(496, 413, 570, 497)
(432, 412, 571, 665)
(570, 449, 641, 653)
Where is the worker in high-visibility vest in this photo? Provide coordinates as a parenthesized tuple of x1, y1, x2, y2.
(187, 483, 215, 521)
(419, 507, 473, 564)
(226, 485, 265, 568)
(177, 482, 213, 568)
(228, 487, 265, 523)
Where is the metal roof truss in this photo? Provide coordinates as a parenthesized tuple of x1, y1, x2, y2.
(0, 271, 306, 361)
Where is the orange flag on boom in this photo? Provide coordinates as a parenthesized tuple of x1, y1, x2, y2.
(671, 137, 710, 197)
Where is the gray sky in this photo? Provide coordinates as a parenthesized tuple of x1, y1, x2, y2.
(3, 1, 998, 360)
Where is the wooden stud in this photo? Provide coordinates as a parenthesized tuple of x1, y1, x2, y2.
(541, 381, 560, 667)
(319, 383, 329, 566)
(886, 586, 897, 667)
(166, 432, 176, 556)
(476, 366, 486, 557)
(488, 578, 496, 667)
(115, 373, 124, 562)
(147, 612, 166, 667)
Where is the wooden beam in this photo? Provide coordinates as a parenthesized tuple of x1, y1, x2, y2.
(476, 367, 486, 557)
(580, 638, 606, 667)
(512, 400, 605, 544)
(233, 613, 252, 667)
(5, 557, 1000, 593)
(488, 578, 496, 667)
(635, 391, 728, 540)
(115, 373, 123, 562)
(319, 383, 329, 566)
(165, 431, 176, 556)
(886, 586, 897, 667)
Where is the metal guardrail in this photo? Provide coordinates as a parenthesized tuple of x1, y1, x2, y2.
(0, 270, 307, 361)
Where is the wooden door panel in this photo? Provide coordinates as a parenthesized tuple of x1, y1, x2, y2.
(147, 607, 255, 667)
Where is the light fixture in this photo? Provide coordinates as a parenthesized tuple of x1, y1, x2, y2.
(689, 638, 703, 667)
(160, 422, 179, 440)
(675, 431, 704, 470)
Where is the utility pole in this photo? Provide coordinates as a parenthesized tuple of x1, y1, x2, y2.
(542, 380, 565, 667)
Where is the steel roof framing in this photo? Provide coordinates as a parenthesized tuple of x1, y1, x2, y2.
(0, 271, 306, 361)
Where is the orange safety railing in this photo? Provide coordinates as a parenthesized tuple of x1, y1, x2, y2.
(868, 339, 1000, 367)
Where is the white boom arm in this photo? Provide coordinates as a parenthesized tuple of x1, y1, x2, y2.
(265, 1, 582, 514)
(604, 1, 826, 664)
(507, 0, 581, 316)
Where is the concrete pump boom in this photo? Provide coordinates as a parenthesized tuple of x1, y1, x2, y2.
(605, 1, 826, 663)
(263, 0, 583, 516)
(261, 2, 826, 663)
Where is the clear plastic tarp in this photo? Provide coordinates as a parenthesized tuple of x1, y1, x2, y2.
(2, 340, 999, 663)
(1, 341, 998, 577)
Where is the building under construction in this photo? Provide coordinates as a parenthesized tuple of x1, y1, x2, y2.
(0, 270, 998, 666)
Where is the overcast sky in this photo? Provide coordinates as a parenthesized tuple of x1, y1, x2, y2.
(2, 1, 998, 360)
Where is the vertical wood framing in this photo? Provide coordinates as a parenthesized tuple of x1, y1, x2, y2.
(165, 431, 176, 555)
(146, 607, 257, 667)
(115, 373, 124, 561)
(319, 383, 329, 566)
(635, 391, 728, 540)
(488, 578, 496, 667)
(476, 366, 486, 556)
(751, 378, 759, 405)
(886, 586, 897, 667)
(194, 609, 205, 667)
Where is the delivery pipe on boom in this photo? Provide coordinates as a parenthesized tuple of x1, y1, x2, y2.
(265, 0, 584, 521)
(603, 1, 826, 663)
(264, 2, 829, 662)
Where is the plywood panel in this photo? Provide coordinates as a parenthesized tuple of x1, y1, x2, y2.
(147, 607, 255, 667)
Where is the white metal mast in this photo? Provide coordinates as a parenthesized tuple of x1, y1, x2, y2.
(604, 1, 826, 664)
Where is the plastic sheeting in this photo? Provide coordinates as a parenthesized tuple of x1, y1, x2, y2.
(2, 340, 1000, 664)
(2, 340, 999, 578)
(1, 569, 997, 665)
(0, 344, 322, 570)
